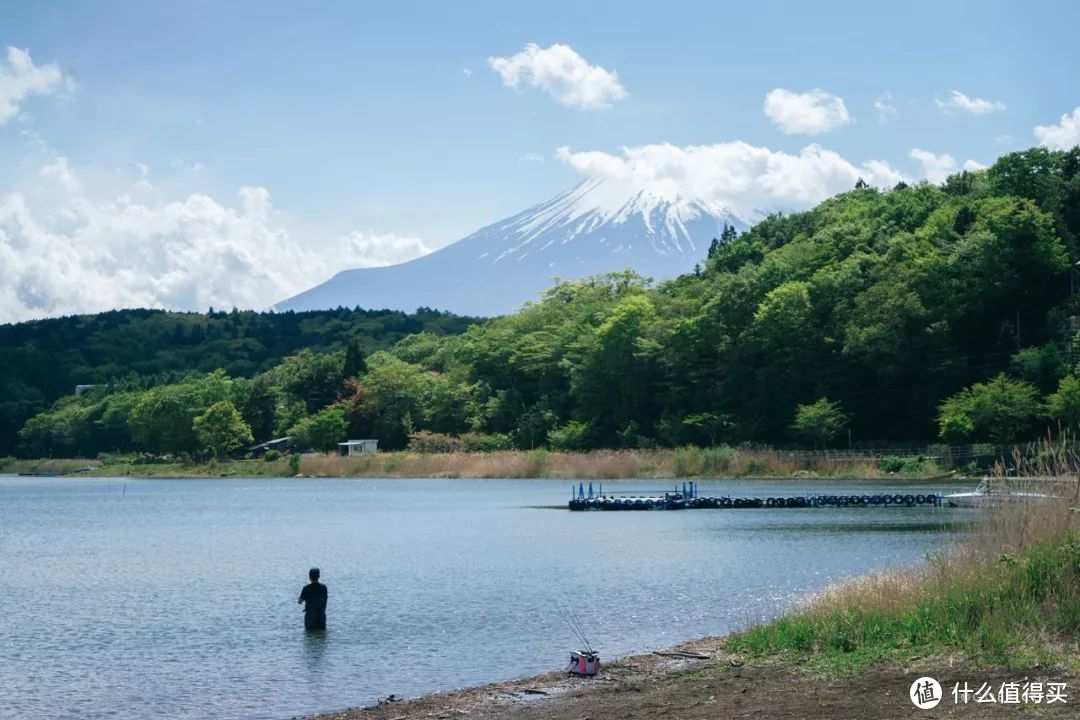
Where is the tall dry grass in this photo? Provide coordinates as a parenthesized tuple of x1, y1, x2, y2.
(280, 446, 944, 480)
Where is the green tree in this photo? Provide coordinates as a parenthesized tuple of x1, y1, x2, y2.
(682, 412, 733, 446)
(937, 374, 1041, 444)
(127, 371, 234, 453)
(193, 401, 253, 459)
(792, 397, 847, 448)
(270, 349, 346, 414)
(289, 406, 348, 452)
(572, 294, 659, 445)
(1010, 344, 1066, 392)
(1045, 374, 1080, 432)
(238, 374, 279, 442)
(343, 338, 367, 379)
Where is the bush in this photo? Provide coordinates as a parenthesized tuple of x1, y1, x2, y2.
(701, 445, 737, 474)
(900, 456, 926, 475)
(288, 453, 300, 475)
(548, 421, 591, 451)
(263, 449, 281, 462)
(407, 431, 464, 453)
(672, 446, 702, 477)
(525, 448, 550, 476)
(460, 432, 513, 452)
(881, 455, 905, 473)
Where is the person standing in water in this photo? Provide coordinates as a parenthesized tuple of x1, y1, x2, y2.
(298, 567, 328, 630)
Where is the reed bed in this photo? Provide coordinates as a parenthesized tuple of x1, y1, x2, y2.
(270, 447, 949, 480)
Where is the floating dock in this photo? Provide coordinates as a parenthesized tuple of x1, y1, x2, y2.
(568, 481, 943, 511)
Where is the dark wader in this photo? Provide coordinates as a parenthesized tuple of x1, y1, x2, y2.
(299, 581, 328, 630)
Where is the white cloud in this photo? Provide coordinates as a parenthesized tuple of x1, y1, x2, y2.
(935, 90, 1005, 115)
(462, 68, 473, 78)
(40, 156, 81, 192)
(909, 149, 984, 184)
(0, 47, 69, 124)
(132, 163, 153, 191)
(873, 92, 897, 123)
(339, 230, 432, 267)
(763, 88, 851, 135)
(519, 152, 545, 164)
(1034, 106, 1080, 151)
(0, 160, 431, 322)
(488, 43, 627, 110)
(555, 141, 906, 219)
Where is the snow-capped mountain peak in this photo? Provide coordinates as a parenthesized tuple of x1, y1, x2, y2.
(276, 179, 749, 316)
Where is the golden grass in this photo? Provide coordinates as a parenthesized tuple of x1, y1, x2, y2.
(281, 447, 949, 480)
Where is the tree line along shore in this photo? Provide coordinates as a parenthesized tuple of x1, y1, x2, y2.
(4, 148, 1080, 466)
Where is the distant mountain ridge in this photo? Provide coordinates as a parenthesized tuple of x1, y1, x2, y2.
(276, 179, 750, 316)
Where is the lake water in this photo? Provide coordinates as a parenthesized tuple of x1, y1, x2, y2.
(0, 476, 968, 719)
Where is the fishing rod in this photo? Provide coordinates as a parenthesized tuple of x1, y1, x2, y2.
(554, 596, 594, 654)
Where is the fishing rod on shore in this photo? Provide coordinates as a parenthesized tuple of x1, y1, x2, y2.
(553, 596, 601, 676)
(563, 606, 594, 654)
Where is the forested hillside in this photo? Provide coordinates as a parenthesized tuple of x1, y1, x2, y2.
(0, 307, 476, 456)
(10, 147, 1080, 458)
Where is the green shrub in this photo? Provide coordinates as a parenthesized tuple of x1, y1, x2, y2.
(701, 445, 737, 474)
(672, 446, 702, 477)
(526, 448, 550, 476)
(548, 421, 591, 451)
(288, 453, 300, 474)
(263, 449, 281, 462)
(460, 432, 513, 452)
(881, 456, 905, 473)
(900, 456, 926, 475)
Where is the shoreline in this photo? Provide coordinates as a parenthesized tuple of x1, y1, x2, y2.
(305, 635, 1077, 720)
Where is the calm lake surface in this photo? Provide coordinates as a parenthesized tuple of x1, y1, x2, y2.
(0, 476, 970, 719)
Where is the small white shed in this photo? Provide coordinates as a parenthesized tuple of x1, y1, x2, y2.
(339, 439, 378, 456)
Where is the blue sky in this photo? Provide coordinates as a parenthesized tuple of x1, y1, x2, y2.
(1, 0, 1079, 320)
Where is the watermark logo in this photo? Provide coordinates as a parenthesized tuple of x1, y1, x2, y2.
(910, 677, 942, 709)
(952, 680, 1067, 705)
(908, 677, 1067, 708)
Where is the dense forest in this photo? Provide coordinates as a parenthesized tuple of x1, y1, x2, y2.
(8, 147, 1080, 459)
(0, 307, 476, 456)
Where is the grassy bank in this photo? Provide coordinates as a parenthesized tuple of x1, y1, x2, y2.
(727, 480, 1080, 673)
(1, 446, 966, 480)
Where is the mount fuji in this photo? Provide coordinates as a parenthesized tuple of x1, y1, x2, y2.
(275, 179, 751, 317)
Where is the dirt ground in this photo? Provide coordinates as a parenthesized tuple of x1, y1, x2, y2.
(307, 638, 1076, 720)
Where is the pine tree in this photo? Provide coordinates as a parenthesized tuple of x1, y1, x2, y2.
(343, 338, 367, 379)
